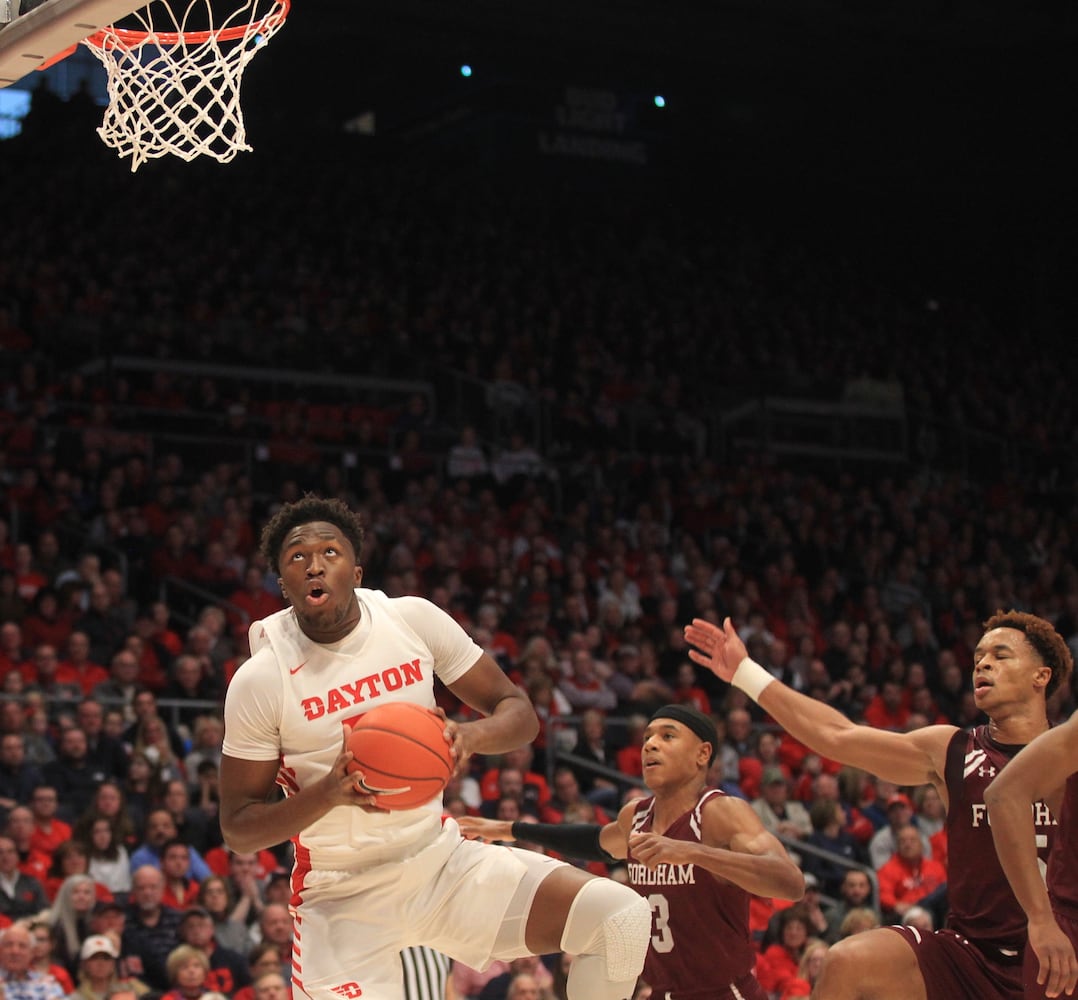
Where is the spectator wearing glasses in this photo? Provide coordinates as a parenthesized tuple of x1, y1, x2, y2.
(28, 787, 71, 861)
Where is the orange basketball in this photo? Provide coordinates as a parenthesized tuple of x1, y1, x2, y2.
(346, 702, 453, 810)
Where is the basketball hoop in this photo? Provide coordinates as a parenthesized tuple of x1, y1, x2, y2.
(81, 0, 289, 171)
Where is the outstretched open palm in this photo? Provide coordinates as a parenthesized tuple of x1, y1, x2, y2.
(684, 617, 748, 683)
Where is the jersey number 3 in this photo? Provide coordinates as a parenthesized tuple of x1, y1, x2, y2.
(647, 893, 674, 953)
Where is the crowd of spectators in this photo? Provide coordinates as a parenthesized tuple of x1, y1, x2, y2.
(1, 91, 1078, 1000)
(2, 351, 1076, 999)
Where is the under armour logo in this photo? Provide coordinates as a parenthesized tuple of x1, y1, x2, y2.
(978, 765, 997, 778)
(331, 984, 363, 999)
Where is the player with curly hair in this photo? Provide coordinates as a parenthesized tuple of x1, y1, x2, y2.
(684, 610, 1073, 1000)
(221, 494, 650, 1000)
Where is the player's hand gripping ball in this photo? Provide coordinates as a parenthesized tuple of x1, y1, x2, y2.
(346, 702, 453, 810)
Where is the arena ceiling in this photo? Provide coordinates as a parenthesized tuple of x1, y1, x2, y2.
(284, 0, 1078, 92)
(250, 0, 1078, 204)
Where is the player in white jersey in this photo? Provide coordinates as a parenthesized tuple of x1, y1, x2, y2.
(220, 496, 650, 1000)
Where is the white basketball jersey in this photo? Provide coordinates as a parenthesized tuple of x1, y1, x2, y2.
(223, 589, 480, 871)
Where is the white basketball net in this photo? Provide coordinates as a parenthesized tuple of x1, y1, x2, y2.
(82, 0, 289, 171)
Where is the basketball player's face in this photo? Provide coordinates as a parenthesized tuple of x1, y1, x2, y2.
(972, 627, 1049, 710)
(278, 521, 363, 642)
(641, 720, 708, 789)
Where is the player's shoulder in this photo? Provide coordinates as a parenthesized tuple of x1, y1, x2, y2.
(926, 721, 963, 740)
(376, 591, 462, 633)
(361, 588, 433, 617)
(617, 795, 651, 823)
(907, 722, 962, 762)
(700, 787, 758, 829)
(372, 590, 436, 611)
(227, 646, 281, 691)
(699, 786, 738, 808)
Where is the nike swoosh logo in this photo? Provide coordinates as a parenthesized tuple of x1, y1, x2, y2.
(290, 661, 308, 675)
(358, 779, 412, 796)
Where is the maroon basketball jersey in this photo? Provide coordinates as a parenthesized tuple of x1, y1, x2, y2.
(1048, 771, 1078, 911)
(945, 725, 1057, 952)
(626, 788, 758, 997)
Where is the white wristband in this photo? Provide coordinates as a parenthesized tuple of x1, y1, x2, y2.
(731, 657, 775, 702)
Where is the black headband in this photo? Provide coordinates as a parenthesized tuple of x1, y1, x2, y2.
(649, 704, 718, 763)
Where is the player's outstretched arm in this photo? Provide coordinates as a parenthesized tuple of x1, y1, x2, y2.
(458, 811, 629, 861)
(630, 795, 804, 901)
(456, 815, 515, 843)
(220, 724, 379, 853)
(985, 714, 1078, 999)
(684, 617, 950, 788)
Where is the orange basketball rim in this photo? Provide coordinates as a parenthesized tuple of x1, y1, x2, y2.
(78, 0, 291, 170)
